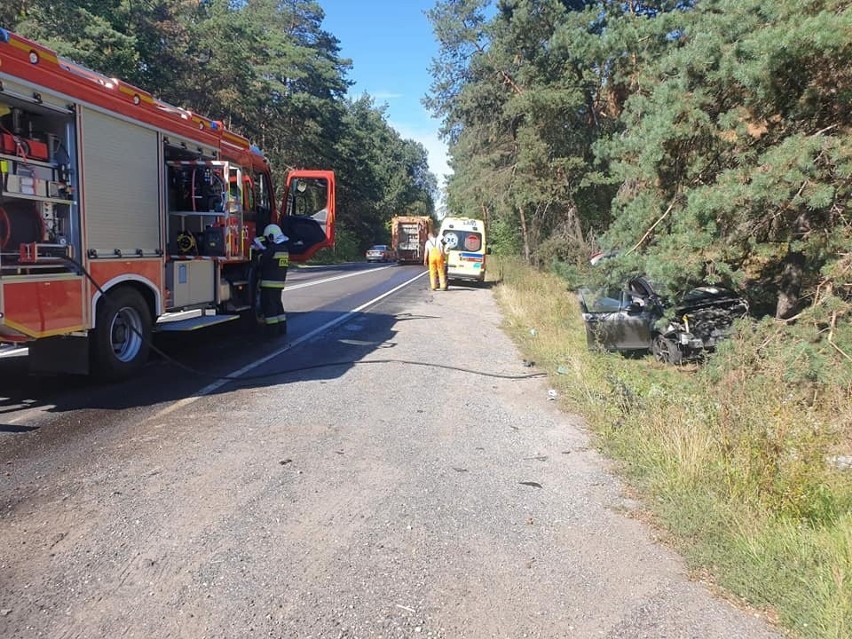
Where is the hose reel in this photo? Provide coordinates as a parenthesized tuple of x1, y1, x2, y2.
(176, 230, 197, 255)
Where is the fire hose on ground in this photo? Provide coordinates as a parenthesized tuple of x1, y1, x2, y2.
(58, 256, 546, 384)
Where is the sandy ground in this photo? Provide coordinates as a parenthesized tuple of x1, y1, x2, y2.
(0, 281, 782, 638)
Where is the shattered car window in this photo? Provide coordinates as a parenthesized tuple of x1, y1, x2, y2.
(579, 287, 627, 313)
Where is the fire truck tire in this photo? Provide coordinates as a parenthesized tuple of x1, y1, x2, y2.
(92, 288, 152, 380)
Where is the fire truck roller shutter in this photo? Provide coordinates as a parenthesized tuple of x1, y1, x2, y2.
(81, 108, 161, 254)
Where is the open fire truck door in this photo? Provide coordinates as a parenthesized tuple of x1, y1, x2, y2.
(280, 170, 335, 262)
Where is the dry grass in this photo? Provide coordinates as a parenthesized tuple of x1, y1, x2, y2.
(491, 257, 852, 639)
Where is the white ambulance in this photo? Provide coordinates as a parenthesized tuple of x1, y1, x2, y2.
(438, 217, 490, 284)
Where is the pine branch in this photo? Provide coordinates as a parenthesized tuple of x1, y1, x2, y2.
(811, 124, 838, 137)
(828, 311, 852, 363)
(497, 69, 524, 95)
(624, 201, 675, 256)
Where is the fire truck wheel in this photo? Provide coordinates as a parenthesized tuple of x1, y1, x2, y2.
(92, 288, 152, 380)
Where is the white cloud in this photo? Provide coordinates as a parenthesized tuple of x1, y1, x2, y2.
(371, 91, 404, 100)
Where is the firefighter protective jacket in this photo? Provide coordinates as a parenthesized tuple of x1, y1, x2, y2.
(259, 240, 289, 288)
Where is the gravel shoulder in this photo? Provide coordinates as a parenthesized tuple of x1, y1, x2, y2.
(0, 280, 782, 638)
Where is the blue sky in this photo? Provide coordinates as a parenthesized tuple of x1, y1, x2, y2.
(319, 0, 451, 198)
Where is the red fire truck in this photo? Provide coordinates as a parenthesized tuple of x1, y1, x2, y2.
(0, 29, 335, 378)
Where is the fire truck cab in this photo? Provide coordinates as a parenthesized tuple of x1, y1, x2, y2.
(0, 29, 335, 378)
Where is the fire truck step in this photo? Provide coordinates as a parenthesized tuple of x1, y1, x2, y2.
(155, 314, 240, 332)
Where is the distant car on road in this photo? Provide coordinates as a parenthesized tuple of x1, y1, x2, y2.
(365, 244, 395, 263)
(577, 276, 748, 364)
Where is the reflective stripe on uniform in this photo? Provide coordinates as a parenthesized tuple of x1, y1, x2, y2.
(260, 280, 286, 288)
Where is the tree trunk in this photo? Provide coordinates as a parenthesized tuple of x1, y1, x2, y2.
(776, 251, 806, 319)
(518, 205, 530, 263)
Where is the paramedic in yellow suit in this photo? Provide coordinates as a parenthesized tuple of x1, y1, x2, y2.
(423, 231, 447, 291)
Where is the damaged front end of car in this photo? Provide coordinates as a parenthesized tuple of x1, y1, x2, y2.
(653, 288, 749, 364)
(578, 276, 750, 365)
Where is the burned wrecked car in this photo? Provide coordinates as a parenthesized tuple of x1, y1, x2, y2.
(577, 276, 748, 364)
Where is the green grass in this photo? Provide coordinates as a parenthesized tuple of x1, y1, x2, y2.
(490, 257, 852, 639)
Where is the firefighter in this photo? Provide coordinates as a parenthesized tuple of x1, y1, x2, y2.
(423, 231, 448, 291)
(253, 223, 289, 336)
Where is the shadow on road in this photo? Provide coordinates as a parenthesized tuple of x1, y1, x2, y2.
(0, 424, 40, 433)
(0, 308, 436, 425)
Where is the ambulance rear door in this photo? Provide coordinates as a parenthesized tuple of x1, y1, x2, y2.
(441, 217, 488, 283)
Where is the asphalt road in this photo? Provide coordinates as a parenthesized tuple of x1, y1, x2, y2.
(0, 262, 420, 436)
(0, 265, 782, 638)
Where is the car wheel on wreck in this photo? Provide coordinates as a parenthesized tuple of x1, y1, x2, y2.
(651, 334, 683, 365)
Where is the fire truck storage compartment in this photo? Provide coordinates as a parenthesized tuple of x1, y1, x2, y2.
(0, 99, 55, 160)
(81, 107, 161, 256)
(1, 200, 43, 249)
(0, 90, 78, 267)
(166, 259, 216, 308)
(165, 153, 244, 259)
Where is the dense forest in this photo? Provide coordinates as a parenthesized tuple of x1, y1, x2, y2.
(426, 0, 850, 324)
(0, 0, 438, 257)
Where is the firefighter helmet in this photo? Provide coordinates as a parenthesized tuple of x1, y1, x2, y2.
(263, 223, 287, 244)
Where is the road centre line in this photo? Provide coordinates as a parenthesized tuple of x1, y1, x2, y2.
(286, 265, 394, 291)
(4, 267, 417, 426)
(144, 270, 429, 424)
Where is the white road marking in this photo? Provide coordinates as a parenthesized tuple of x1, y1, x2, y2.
(144, 269, 428, 423)
(0, 347, 28, 358)
(286, 265, 395, 291)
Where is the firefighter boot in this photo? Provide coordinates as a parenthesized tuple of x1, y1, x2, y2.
(278, 320, 287, 336)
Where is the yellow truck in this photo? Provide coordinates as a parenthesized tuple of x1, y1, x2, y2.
(391, 215, 433, 263)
